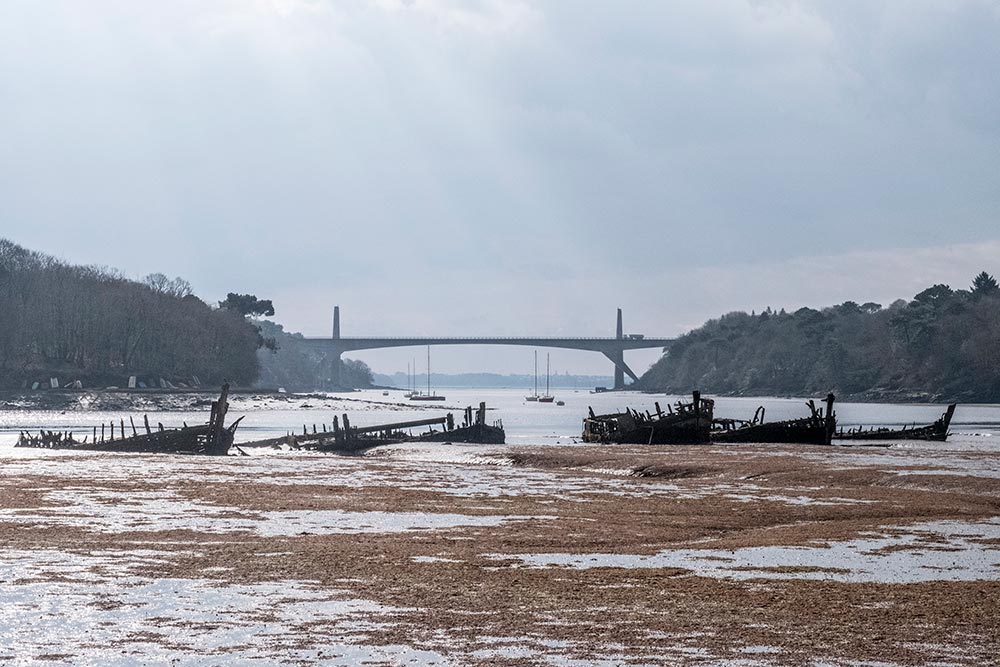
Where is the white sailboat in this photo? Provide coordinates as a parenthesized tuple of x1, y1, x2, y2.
(410, 346, 446, 401)
(538, 353, 555, 403)
(403, 361, 416, 398)
(525, 350, 539, 401)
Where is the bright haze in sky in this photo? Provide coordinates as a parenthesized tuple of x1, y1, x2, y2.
(2, 0, 998, 375)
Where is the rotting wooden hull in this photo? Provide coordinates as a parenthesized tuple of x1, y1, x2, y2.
(14, 385, 240, 455)
(834, 404, 956, 442)
(711, 419, 832, 446)
(583, 392, 714, 445)
(241, 402, 505, 454)
(711, 394, 837, 446)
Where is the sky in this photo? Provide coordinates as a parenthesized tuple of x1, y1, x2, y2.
(2, 0, 998, 375)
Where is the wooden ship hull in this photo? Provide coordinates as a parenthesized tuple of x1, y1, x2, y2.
(711, 394, 837, 446)
(241, 402, 505, 454)
(15, 385, 241, 456)
(582, 391, 714, 445)
(834, 404, 956, 442)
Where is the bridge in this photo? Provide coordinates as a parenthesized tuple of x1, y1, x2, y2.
(301, 307, 674, 390)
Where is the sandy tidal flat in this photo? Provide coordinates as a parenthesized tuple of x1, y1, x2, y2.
(0, 442, 998, 666)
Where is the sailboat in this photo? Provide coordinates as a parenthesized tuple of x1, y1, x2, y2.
(403, 361, 417, 398)
(525, 351, 539, 401)
(538, 353, 555, 403)
(410, 346, 446, 401)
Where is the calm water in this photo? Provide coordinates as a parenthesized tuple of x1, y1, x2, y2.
(1, 388, 998, 453)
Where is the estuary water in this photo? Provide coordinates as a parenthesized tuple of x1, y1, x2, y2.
(1, 387, 998, 453)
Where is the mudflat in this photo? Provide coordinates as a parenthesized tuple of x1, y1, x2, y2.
(1, 442, 998, 665)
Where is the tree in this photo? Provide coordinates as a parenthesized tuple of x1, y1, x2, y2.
(220, 293, 275, 318)
(0, 239, 265, 387)
(144, 273, 193, 298)
(971, 271, 999, 298)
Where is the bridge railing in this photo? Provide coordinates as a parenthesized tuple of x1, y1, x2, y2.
(302, 336, 673, 342)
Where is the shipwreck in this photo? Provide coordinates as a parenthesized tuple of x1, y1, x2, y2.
(15, 384, 241, 455)
(583, 391, 715, 445)
(834, 404, 956, 442)
(711, 394, 837, 446)
(242, 402, 505, 454)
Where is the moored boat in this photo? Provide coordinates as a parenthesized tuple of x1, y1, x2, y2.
(538, 352, 556, 403)
(410, 346, 445, 401)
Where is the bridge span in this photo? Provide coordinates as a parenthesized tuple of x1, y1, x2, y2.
(301, 307, 674, 390)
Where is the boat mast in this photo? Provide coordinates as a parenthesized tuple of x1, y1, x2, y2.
(546, 353, 550, 396)
(534, 350, 538, 397)
(427, 346, 431, 396)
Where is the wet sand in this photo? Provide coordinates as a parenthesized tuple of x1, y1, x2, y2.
(1, 443, 998, 665)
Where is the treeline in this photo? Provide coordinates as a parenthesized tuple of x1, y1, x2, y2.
(640, 272, 1000, 402)
(0, 239, 262, 388)
(254, 320, 373, 391)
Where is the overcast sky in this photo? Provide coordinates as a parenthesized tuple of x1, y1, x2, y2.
(2, 0, 998, 375)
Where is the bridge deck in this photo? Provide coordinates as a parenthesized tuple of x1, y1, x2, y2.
(301, 336, 673, 353)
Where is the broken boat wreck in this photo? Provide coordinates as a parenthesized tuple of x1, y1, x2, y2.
(584, 392, 839, 446)
(15, 384, 241, 455)
(15, 386, 505, 456)
(712, 394, 837, 446)
(240, 402, 505, 454)
(583, 392, 715, 445)
(834, 403, 956, 442)
(584, 392, 958, 446)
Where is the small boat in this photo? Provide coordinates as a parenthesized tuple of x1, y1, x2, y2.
(712, 394, 837, 446)
(526, 351, 539, 401)
(410, 346, 445, 401)
(410, 393, 447, 402)
(382, 391, 389, 396)
(403, 360, 418, 398)
(538, 353, 556, 403)
(834, 404, 956, 442)
(556, 400, 565, 406)
(583, 391, 714, 444)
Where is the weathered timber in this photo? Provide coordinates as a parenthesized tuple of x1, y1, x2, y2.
(711, 394, 837, 446)
(14, 385, 241, 456)
(239, 402, 505, 454)
(834, 403, 956, 442)
(582, 391, 715, 445)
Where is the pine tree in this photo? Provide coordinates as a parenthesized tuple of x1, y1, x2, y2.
(971, 271, 999, 298)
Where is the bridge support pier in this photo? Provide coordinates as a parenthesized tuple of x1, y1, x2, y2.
(604, 350, 638, 390)
(328, 348, 344, 389)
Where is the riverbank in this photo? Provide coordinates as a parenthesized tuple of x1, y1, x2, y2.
(0, 388, 344, 413)
(640, 386, 993, 405)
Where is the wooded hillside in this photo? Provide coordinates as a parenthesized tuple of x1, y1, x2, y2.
(254, 320, 374, 391)
(0, 239, 261, 388)
(640, 273, 1000, 402)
